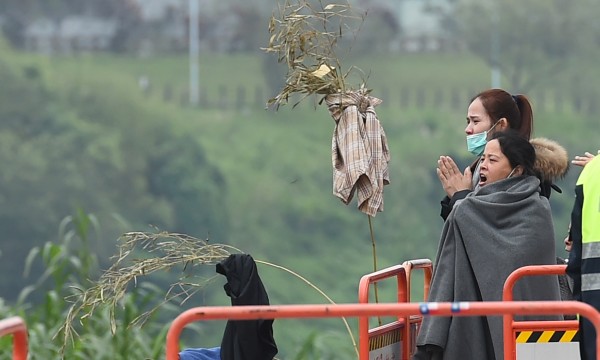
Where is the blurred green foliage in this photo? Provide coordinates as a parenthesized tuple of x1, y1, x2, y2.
(0, 43, 228, 299)
(0, 32, 596, 358)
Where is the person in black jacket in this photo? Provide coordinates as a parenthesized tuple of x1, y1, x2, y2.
(437, 88, 568, 220)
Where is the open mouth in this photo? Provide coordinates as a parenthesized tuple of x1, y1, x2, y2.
(479, 173, 487, 185)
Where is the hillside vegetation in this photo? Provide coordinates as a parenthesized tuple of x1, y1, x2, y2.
(0, 38, 595, 357)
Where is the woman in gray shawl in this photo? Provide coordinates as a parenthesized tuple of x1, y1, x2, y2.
(413, 130, 562, 360)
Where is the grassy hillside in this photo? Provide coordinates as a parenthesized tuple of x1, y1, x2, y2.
(4, 47, 596, 357)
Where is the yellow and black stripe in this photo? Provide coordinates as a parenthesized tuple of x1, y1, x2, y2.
(515, 330, 579, 343)
(369, 330, 402, 351)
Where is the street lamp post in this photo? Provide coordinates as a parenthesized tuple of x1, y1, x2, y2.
(189, 0, 199, 106)
(490, 7, 501, 88)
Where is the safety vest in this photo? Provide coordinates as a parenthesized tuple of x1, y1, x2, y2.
(579, 156, 600, 293)
(579, 156, 600, 244)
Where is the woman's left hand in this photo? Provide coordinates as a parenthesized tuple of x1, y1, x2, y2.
(436, 156, 472, 197)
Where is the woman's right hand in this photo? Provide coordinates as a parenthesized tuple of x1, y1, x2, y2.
(436, 156, 473, 198)
(572, 150, 599, 167)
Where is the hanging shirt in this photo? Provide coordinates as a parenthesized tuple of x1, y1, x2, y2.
(325, 91, 390, 217)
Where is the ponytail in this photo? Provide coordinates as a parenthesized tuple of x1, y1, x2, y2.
(512, 94, 533, 140)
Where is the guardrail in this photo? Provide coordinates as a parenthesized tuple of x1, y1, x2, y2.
(0, 316, 28, 360)
(165, 301, 600, 360)
(358, 264, 409, 359)
(357, 259, 432, 359)
(503, 264, 579, 359)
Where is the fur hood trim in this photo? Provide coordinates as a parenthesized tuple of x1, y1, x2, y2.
(530, 137, 569, 181)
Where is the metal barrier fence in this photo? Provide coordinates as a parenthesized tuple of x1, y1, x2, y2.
(358, 259, 432, 360)
(503, 265, 580, 360)
(159, 85, 600, 116)
(0, 316, 28, 360)
(165, 301, 600, 360)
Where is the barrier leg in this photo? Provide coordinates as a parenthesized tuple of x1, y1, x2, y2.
(0, 316, 28, 360)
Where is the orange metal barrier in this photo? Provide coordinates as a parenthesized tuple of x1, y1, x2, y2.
(403, 258, 432, 303)
(357, 259, 432, 360)
(165, 301, 600, 360)
(502, 264, 578, 360)
(358, 264, 409, 359)
(0, 316, 28, 360)
(402, 259, 432, 358)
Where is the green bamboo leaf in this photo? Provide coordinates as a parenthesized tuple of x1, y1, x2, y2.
(23, 246, 41, 277)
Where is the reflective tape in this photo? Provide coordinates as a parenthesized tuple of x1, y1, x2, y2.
(515, 330, 579, 343)
(582, 242, 600, 259)
(582, 273, 600, 291)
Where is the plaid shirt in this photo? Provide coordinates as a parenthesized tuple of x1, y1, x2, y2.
(325, 91, 390, 217)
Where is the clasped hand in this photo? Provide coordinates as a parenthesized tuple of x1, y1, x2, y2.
(436, 156, 472, 198)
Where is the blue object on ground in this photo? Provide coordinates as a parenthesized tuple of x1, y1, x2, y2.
(179, 347, 220, 360)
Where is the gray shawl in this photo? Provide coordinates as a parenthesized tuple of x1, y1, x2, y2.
(417, 176, 561, 360)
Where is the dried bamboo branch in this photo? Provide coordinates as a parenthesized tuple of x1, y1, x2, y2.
(262, 0, 370, 109)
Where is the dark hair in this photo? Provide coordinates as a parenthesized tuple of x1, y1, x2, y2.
(471, 89, 533, 140)
(488, 130, 537, 176)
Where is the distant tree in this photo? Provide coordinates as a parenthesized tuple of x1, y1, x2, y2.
(440, 0, 600, 92)
(147, 132, 229, 240)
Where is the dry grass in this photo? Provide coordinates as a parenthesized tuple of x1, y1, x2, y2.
(262, 0, 370, 109)
(58, 231, 359, 357)
(58, 231, 240, 352)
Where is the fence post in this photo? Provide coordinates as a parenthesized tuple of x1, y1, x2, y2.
(218, 85, 227, 110)
(450, 88, 461, 111)
(256, 86, 265, 109)
(535, 90, 545, 113)
(434, 88, 443, 109)
(163, 84, 173, 102)
(400, 87, 410, 108)
(554, 91, 563, 113)
(416, 88, 425, 108)
(379, 86, 389, 108)
(236, 86, 246, 110)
